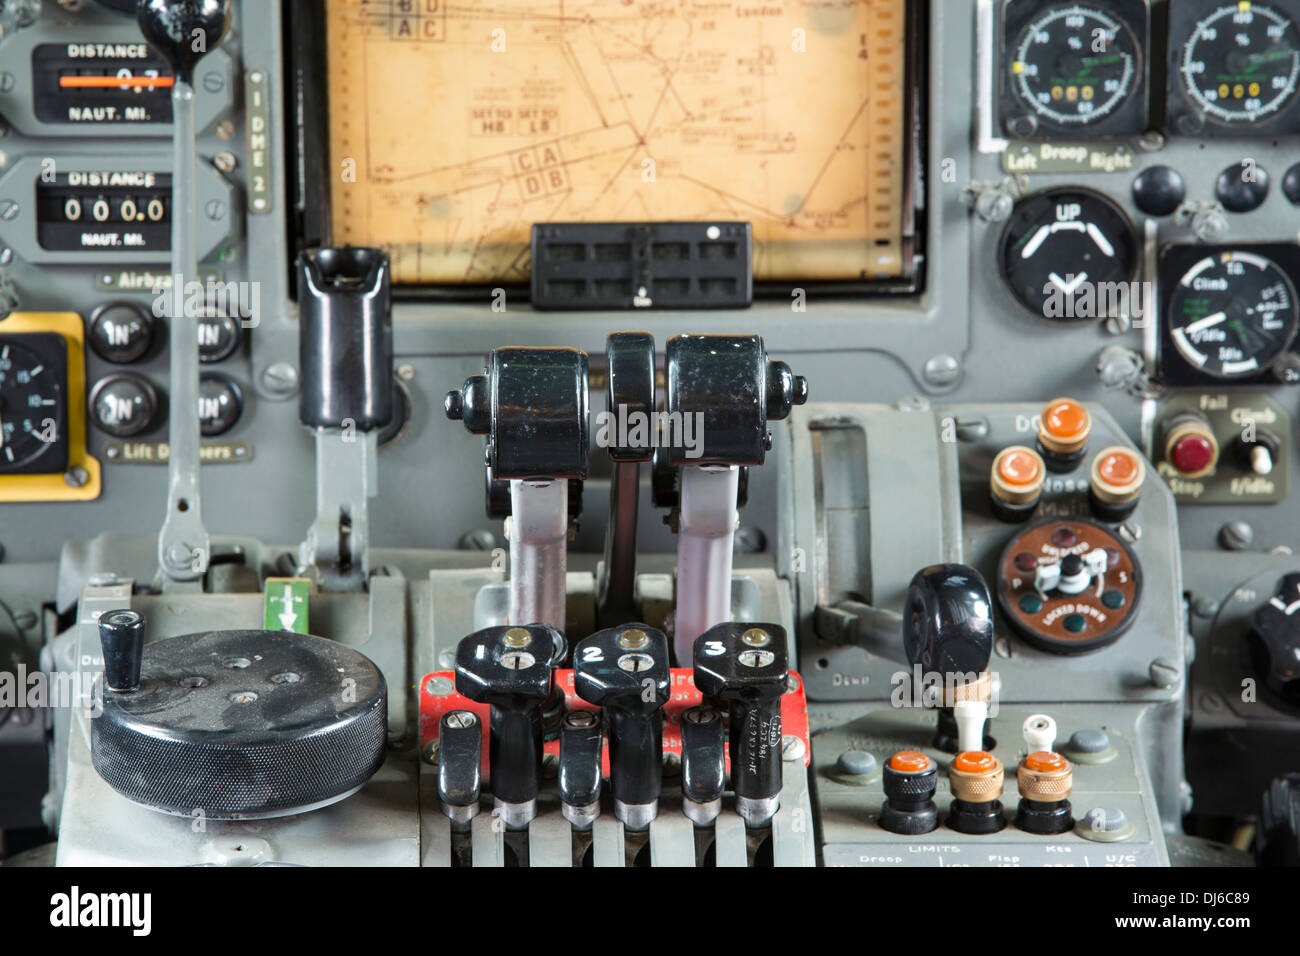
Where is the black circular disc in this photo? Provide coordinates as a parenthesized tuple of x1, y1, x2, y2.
(92, 629, 387, 818)
(999, 188, 1139, 323)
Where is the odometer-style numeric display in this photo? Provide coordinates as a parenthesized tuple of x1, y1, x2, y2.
(1162, 245, 1300, 384)
(1001, 0, 1150, 138)
(36, 170, 171, 253)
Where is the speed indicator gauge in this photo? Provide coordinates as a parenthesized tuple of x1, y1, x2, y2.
(1161, 245, 1300, 384)
(0, 335, 69, 474)
(1169, 1, 1300, 134)
(1001, 0, 1150, 138)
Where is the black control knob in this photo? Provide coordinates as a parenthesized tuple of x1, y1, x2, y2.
(453, 624, 556, 829)
(573, 624, 670, 830)
(198, 372, 242, 436)
(879, 750, 939, 834)
(1131, 165, 1186, 217)
(903, 564, 994, 677)
(197, 309, 242, 363)
(1284, 163, 1300, 208)
(97, 608, 145, 692)
(437, 710, 481, 830)
(681, 705, 725, 827)
(1216, 162, 1270, 213)
(1246, 573, 1300, 706)
(89, 303, 154, 364)
(692, 622, 789, 827)
(558, 710, 603, 830)
(136, 0, 232, 84)
(89, 373, 159, 438)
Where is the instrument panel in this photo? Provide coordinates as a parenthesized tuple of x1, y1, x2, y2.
(0, 0, 1296, 895)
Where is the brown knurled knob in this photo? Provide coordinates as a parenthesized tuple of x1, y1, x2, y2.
(949, 751, 1004, 802)
(1017, 750, 1073, 801)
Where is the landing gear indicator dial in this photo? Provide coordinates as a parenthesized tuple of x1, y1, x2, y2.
(1168, 250, 1300, 379)
(999, 187, 1139, 321)
(1179, 3, 1300, 125)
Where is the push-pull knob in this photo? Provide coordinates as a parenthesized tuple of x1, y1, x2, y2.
(574, 624, 671, 830)
(454, 624, 558, 830)
(693, 622, 790, 827)
(98, 609, 145, 692)
(558, 710, 603, 830)
(681, 706, 725, 827)
(136, 0, 231, 84)
(437, 710, 482, 830)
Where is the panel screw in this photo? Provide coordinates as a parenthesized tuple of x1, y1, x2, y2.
(63, 467, 89, 488)
(782, 735, 806, 762)
(258, 362, 299, 400)
(922, 354, 961, 388)
(1149, 657, 1181, 690)
(1218, 521, 1253, 552)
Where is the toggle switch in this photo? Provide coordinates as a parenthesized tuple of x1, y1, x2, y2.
(573, 624, 671, 830)
(681, 705, 725, 827)
(879, 751, 939, 834)
(454, 624, 558, 830)
(558, 710, 603, 831)
(437, 710, 482, 830)
(693, 622, 790, 827)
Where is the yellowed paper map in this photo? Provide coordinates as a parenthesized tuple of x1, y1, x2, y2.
(326, 0, 908, 284)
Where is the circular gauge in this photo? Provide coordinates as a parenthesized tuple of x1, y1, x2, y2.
(1179, 3, 1300, 125)
(0, 340, 64, 469)
(999, 188, 1139, 321)
(996, 519, 1142, 654)
(1010, 5, 1142, 127)
(1168, 251, 1299, 379)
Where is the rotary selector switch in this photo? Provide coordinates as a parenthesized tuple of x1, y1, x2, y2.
(573, 624, 671, 831)
(1246, 573, 1300, 706)
(997, 519, 1142, 654)
(454, 624, 558, 830)
(693, 622, 790, 828)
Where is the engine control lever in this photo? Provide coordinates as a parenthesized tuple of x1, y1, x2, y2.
(693, 621, 790, 828)
(98, 609, 145, 693)
(140, 0, 232, 585)
(454, 624, 558, 830)
(664, 335, 807, 664)
(296, 248, 393, 591)
(597, 332, 656, 625)
(447, 348, 589, 632)
(574, 624, 671, 830)
(902, 564, 995, 752)
(681, 705, 725, 827)
(437, 710, 482, 830)
(558, 710, 603, 830)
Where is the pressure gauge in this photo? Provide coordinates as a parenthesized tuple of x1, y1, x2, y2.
(0, 334, 69, 475)
(1001, 0, 1151, 138)
(1161, 244, 1300, 385)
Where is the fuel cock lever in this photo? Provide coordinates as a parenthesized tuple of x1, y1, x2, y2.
(454, 624, 559, 830)
(693, 622, 790, 828)
(558, 710, 603, 831)
(681, 705, 725, 827)
(574, 624, 671, 831)
(437, 710, 482, 831)
(138, 0, 231, 585)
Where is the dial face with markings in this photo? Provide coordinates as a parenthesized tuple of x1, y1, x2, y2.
(0, 340, 64, 469)
(1010, 4, 1142, 126)
(1168, 251, 1300, 379)
(1179, 3, 1300, 124)
(999, 188, 1139, 321)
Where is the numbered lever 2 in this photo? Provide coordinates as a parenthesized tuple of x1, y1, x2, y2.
(574, 624, 671, 831)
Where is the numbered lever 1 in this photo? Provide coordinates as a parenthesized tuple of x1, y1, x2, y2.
(574, 624, 671, 830)
(693, 622, 790, 828)
(437, 710, 482, 830)
(454, 624, 558, 830)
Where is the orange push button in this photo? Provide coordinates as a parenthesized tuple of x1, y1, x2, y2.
(1037, 398, 1091, 468)
(889, 750, 933, 774)
(1024, 750, 1068, 773)
(991, 446, 1045, 522)
(1089, 446, 1145, 521)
